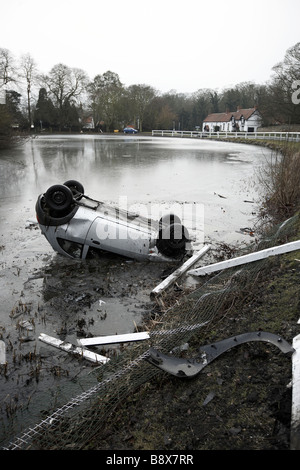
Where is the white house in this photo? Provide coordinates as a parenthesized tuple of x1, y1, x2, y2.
(203, 107, 262, 132)
(81, 116, 95, 130)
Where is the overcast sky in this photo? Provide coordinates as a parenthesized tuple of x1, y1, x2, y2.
(1, 0, 299, 94)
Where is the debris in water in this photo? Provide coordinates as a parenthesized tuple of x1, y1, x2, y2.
(202, 391, 216, 406)
(19, 320, 34, 331)
(214, 192, 227, 199)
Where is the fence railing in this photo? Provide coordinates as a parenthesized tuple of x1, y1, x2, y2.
(152, 129, 300, 142)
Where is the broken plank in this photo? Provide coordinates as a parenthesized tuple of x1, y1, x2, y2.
(0, 340, 5, 365)
(291, 334, 300, 450)
(188, 240, 300, 277)
(39, 333, 110, 364)
(78, 331, 150, 347)
(151, 245, 211, 297)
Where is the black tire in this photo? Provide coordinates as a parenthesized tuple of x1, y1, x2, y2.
(159, 213, 181, 229)
(156, 223, 189, 257)
(44, 184, 74, 212)
(63, 180, 84, 196)
(36, 195, 79, 226)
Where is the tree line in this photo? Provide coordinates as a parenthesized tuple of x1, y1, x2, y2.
(0, 42, 300, 144)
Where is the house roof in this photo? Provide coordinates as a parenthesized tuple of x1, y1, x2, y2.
(203, 107, 258, 123)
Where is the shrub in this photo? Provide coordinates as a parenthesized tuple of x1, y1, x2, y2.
(0, 105, 13, 149)
(259, 148, 300, 222)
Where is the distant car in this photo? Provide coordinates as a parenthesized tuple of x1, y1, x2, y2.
(35, 180, 190, 261)
(123, 127, 138, 134)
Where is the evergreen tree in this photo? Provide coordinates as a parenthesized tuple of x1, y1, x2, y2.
(34, 88, 57, 129)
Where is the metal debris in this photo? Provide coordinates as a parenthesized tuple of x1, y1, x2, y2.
(147, 332, 294, 378)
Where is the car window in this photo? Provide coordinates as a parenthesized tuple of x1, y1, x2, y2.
(57, 238, 83, 258)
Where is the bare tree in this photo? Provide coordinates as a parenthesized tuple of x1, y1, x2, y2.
(272, 42, 300, 84)
(20, 53, 38, 126)
(88, 71, 124, 131)
(42, 63, 89, 128)
(156, 104, 178, 129)
(126, 84, 157, 131)
(270, 42, 300, 124)
(0, 48, 17, 87)
(0, 48, 17, 105)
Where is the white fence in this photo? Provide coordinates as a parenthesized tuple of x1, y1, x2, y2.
(152, 129, 300, 142)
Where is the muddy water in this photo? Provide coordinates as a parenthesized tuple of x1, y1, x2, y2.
(0, 134, 271, 445)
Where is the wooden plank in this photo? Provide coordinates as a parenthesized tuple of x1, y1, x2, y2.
(188, 240, 300, 277)
(39, 333, 110, 364)
(0, 340, 5, 364)
(77, 331, 150, 346)
(151, 245, 211, 297)
(291, 334, 300, 450)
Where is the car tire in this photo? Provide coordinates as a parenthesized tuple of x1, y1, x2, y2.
(45, 184, 74, 212)
(63, 180, 84, 196)
(156, 223, 188, 257)
(159, 213, 181, 229)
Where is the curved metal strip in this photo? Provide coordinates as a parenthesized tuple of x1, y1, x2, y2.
(147, 332, 294, 378)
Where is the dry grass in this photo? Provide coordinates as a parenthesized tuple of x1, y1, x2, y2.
(258, 148, 300, 223)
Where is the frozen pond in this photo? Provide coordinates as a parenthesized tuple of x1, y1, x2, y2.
(0, 134, 271, 444)
(0, 134, 269, 243)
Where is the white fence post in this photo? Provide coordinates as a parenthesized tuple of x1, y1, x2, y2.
(151, 130, 300, 141)
(0, 340, 5, 364)
(291, 334, 300, 450)
(188, 240, 300, 277)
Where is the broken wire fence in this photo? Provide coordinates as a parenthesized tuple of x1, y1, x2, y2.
(3, 214, 299, 450)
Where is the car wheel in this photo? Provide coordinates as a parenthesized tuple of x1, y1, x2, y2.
(159, 213, 181, 230)
(156, 223, 189, 257)
(63, 180, 84, 195)
(45, 184, 74, 212)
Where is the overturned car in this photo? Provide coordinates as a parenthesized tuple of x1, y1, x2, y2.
(35, 180, 191, 261)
